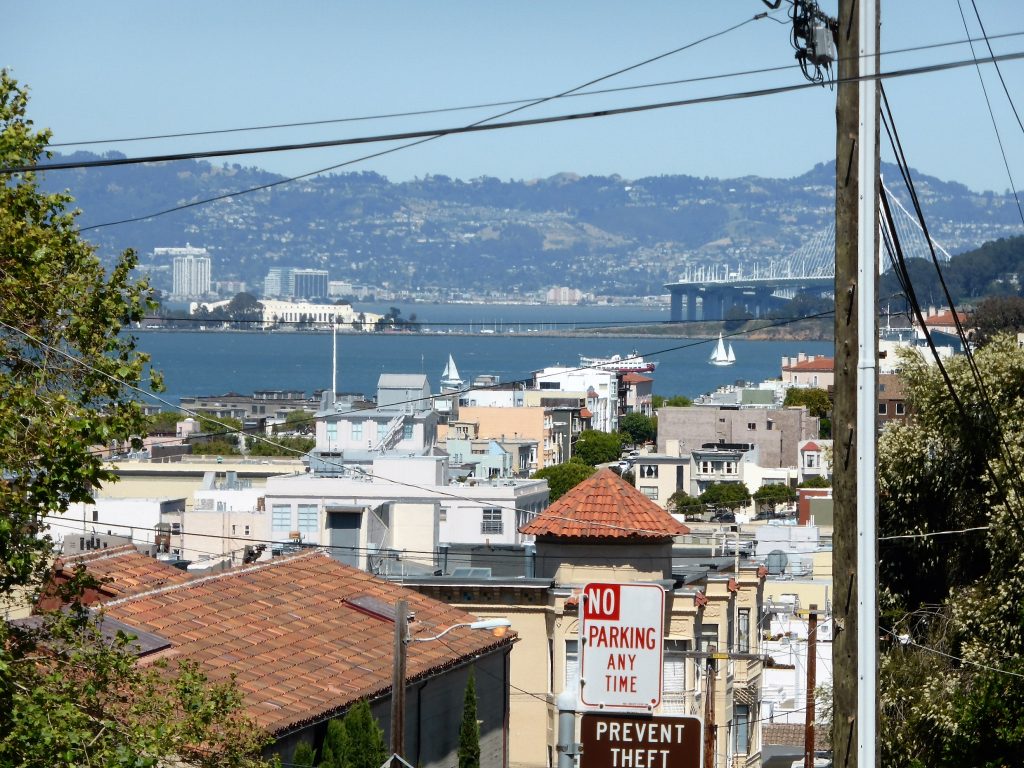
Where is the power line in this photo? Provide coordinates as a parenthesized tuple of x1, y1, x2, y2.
(10, 49, 1024, 178)
(954, 0, 1024, 227)
(46, 28, 1024, 149)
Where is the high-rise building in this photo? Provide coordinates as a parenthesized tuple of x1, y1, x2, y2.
(158, 244, 211, 299)
(291, 268, 329, 300)
(264, 267, 288, 299)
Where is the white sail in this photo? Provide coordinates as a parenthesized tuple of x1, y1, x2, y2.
(440, 354, 464, 390)
(709, 333, 735, 366)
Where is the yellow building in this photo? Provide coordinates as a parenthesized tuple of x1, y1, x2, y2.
(406, 469, 765, 768)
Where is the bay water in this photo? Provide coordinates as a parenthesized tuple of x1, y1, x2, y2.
(135, 303, 832, 408)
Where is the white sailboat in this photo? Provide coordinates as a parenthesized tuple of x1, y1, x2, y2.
(440, 354, 466, 391)
(709, 333, 736, 366)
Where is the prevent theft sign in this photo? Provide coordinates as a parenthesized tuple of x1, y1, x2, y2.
(579, 582, 665, 711)
(580, 713, 702, 768)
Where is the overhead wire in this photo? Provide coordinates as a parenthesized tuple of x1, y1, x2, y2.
(45, 29, 1024, 149)
(43, 10, 784, 235)
(9, 49, 1024, 179)
(880, 84, 1024, 533)
(954, 0, 1024, 226)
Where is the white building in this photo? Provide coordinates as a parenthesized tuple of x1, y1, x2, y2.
(165, 245, 211, 299)
(46, 497, 186, 549)
(532, 365, 619, 432)
(259, 299, 382, 329)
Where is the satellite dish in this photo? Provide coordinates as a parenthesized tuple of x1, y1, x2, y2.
(766, 550, 789, 575)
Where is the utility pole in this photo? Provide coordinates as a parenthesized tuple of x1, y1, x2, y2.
(804, 605, 819, 768)
(833, 1, 879, 767)
(391, 598, 408, 758)
(703, 660, 716, 768)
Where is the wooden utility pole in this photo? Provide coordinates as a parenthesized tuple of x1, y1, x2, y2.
(703, 660, 716, 768)
(834, 1, 879, 767)
(391, 599, 408, 758)
(804, 605, 819, 768)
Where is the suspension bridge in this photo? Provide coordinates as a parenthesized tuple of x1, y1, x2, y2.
(666, 186, 953, 322)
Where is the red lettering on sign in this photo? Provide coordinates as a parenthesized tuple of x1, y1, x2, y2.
(584, 584, 621, 621)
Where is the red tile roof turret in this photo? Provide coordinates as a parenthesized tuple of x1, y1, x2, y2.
(520, 468, 688, 540)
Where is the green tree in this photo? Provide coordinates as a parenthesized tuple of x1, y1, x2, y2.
(320, 717, 349, 768)
(971, 294, 1024, 346)
(752, 483, 796, 516)
(0, 71, 161, 594)
(667, 490, 704, 517)
(652, 394, 692, 408)
(573, 429, 624, 466)
(619, 412, 656, 446)
(783, 387, 831, 417)
(698, 482, 750, 511)
(277, 408, 315, 434)
(246, 435, 315, 457)
(0, 71, 269, 767)
(341, 700, 387, 768)
(798, 475, 831, 488)
(532, 460, 596, 501)
(292, 741, 316, 767)
(147, 410, 183, 435)
(876, 336, 1024, 765)
(458, 672, 481, 768)
(225, 292, 264, 327)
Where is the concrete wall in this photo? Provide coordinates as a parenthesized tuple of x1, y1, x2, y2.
(657, 407, 818, 468)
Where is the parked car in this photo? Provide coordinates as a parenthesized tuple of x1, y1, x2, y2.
(711, 511, 736, 523)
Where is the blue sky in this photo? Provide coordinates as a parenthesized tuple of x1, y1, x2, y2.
(7, 1, 1023, 194)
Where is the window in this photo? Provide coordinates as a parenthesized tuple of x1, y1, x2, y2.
(878, 402, 888, 415)
(565, 639, 579, 686)
(734, 704, 750, 754)
(403, 423, 413, 440)
(640, 486, 659, 501)
(806, 453, 818, 468)
(700, 461, 711, 474)
(297, 504, 318, 534)
(271, 504, 291, 531)
(640, 464, 658, 479)
(244, 525, 251, 536)
(895, 402, 906, 415)
(725, 461, 737, 475)
(699, 623, 719, 652)
(377, 421, 389, 440)
(351, 421, 363, 441)
(662, 640, 691, 713)
(747, 422, 757, 431)
(92, 510, 98, 522)
(326, 422, 337, 444)
(481, 508, 503, 535)
(738, 608, 751, 653)
(439, 507, 448, 522)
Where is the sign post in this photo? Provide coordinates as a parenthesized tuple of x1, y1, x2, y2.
(580, 582, 665, 712)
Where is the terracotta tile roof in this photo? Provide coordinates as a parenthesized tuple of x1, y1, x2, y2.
(621, 373, 653, 384)
(801, 441, 820, 452)
(763, 722, 831, 750)
(38, 544, 192, 611)
(519, 468, 688, 540)
(101, 551, 515, 735)
(580, 407, 593, 419)
(922, 308, 968, 328)
(782, 356, 835, 372)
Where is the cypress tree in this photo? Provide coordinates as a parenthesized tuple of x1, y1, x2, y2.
(292, 741, 316, 767)
(458, 672, 480, 768)
(320, 717, 348, 768)
(342, 700, 387, 768)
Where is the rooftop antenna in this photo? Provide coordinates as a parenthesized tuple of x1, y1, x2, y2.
(332, 317, 337, 398)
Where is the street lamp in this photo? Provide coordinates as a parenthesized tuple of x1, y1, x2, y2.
(390, 599, 512, 759)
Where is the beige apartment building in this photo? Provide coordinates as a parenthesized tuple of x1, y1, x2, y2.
(442, 405, 554, 470)
(404, 469, 765, 768)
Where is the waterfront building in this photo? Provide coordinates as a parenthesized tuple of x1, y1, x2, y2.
(532, 365, 619, 433)
(259, 299, 382, 329)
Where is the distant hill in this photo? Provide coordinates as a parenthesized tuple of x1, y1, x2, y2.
(42, 153, 1023, 298)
